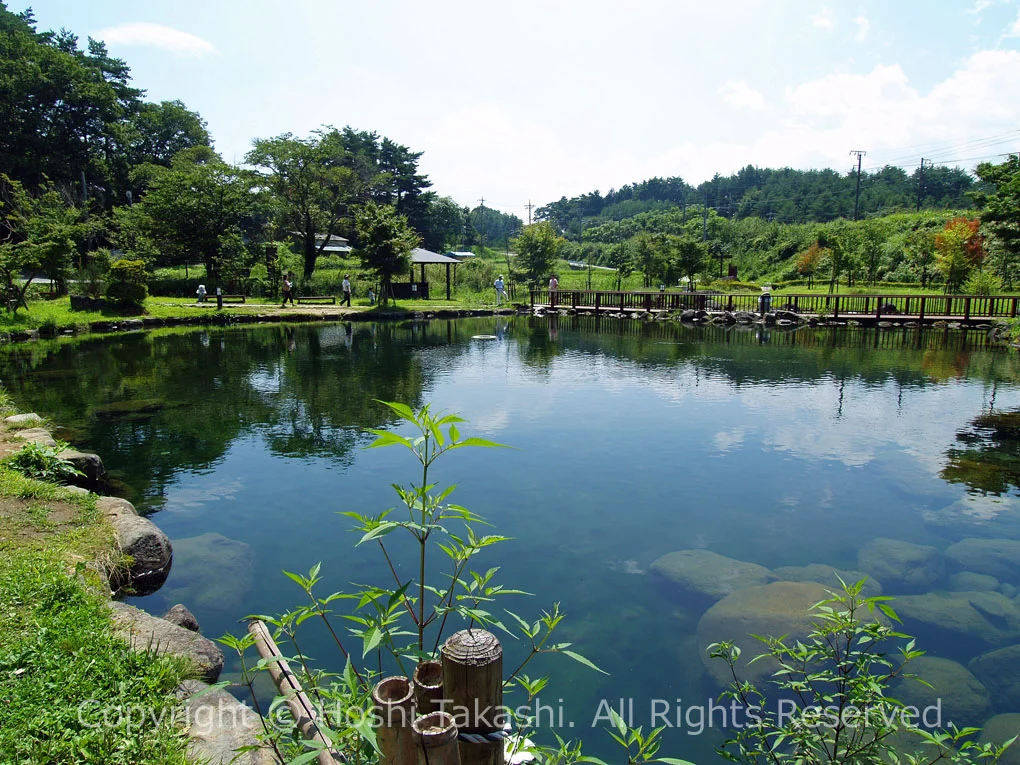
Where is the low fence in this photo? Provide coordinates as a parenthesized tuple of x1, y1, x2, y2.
(529, 290, 1020, 321)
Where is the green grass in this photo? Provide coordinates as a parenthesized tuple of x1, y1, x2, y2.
(0, 551, 192, 764)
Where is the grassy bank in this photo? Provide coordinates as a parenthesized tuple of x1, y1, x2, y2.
(0, 398, 193, 763)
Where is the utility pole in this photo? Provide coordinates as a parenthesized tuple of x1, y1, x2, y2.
(525, 200, 533, 226)
(850, 150, 866, 221)
(702, 205, 709, 241)
(916, 159, 927, 212)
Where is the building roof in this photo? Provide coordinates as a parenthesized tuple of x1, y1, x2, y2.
(411, 248, 461, 264)
(446, 251, 476, 259)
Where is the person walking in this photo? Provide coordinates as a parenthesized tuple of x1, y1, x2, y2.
(548, 273, 559, 308)
(341, 274, 352, 307)
(494, 274, 506, 306)
(281, 272, 294, 307)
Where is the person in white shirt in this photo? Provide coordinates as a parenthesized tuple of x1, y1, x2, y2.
(494, 275, 505, 305)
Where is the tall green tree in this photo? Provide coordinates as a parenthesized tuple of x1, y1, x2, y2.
(114, 148, 266, 283)
(668, 235, 708, 288)
(0, 174, 93, 312)
(246, 132, 361, 280)
(973, 155, 1020, 289)
(511, 222, 562, 284)
(355, 202, 419, 304)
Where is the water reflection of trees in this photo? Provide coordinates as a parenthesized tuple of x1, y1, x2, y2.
(3, 318, 1017, 510)
(942, 410, 1020, 496)
(0, 323, 466, 511)
(521, 315, 1020, 387)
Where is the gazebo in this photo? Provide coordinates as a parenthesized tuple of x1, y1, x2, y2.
(405, 247, 460, 300)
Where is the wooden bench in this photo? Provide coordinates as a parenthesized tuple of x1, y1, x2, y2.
(217, 294, 246, 303)
(295, 295, 336, 305)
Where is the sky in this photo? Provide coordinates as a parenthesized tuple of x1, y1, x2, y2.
(17, 0, 1020, 218)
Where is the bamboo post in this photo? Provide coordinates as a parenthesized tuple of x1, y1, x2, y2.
(247, 619, 343, 765)
(374, 676, 417, 765)
(414, 660, 444, 716)
(413, 712, 462, 765)
(441, 629, 504, 765)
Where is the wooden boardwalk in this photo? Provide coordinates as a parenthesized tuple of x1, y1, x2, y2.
(530, 290, 1020, 325)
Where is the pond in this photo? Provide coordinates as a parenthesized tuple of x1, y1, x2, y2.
(4, 316, 1020, 761)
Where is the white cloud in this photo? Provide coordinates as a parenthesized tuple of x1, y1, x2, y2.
(811, 10, 834, 29)
(967, 0, 993, 13)
(719, 80, 767, 111)
(853, 15, 871, 41)
(95, 22, 216, 57)
(1007, 7, 1020, 36)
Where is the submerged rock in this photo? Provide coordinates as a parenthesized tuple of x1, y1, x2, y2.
(857, 538, 945, 592)
(894, 656, 991, 730)
(948, 572, 1000, 592)
(978, 714, 1020, 765)
(895, 590, 1020, 653)
(160, 532, 254, 613)
(650, 549, 774, 606)
(946, 538, 1020, 581)
(697, 581, 831, 687)
(771, 563, 882, 597)
(970, 645, 1020, 713)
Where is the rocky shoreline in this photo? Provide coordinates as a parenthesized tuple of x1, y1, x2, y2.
(3, 414, 272, 764)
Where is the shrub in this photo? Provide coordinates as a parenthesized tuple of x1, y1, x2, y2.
(4, 441, 82, 483)
(964, 270, 1002, 296)
(106, 258, 148, 313)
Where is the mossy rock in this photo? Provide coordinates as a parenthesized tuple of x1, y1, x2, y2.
(946, 538, 1020, 581)
(772, 563, 882, 597)
(894, 656, 991, 730)
(895, 591, 1020, 654)
(857, 537, 945, 593)
(948, 572, 1000, 592)
(697, 581, 831, 687)
(650, 549, 774, 607)
(978, 714, 1020, 764)
(92, 398, 166, 420)
(969, 645, 1020, 713)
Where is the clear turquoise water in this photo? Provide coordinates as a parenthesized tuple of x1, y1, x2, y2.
(4, 317, 1020, 761)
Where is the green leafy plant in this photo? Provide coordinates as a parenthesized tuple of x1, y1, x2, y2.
(224, 402, 692, 764)
(4, 440, 82, 483)
(106, 258, 149, 313)
(708, 579, 1012, 764)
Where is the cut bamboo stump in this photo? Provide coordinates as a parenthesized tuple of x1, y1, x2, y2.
(247, 619, 343, 764)
(413, 711, 462, 765)
(373, 676, 417, 765)
(413, 660, 444, 715)
(441, 629, 505, 765)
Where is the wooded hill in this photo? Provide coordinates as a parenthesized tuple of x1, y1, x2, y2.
(537, 164, 978, 237)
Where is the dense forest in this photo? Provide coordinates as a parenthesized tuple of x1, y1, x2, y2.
(2, 1, 1020, 302)
(537, 165, 979, 237)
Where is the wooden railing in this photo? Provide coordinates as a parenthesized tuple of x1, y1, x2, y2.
(530, 290, 1020, 320)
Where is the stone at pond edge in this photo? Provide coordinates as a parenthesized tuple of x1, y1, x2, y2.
(177, 679, 277, 765)
(857, 537, 945, 592)
(969, 644, 1020, 713)
(697, 581, 832, 687)
(98, 495, 172, 596)
(771, 563, 883, 597)
(946, 538, 1020, 581)
(57, 448, 106, 492)
(3, 412, 43, 428)
(650, 549, 775, 606)
(895, 590, 1020, 653)
(164, 604, 201, 632)
(109, 602, 223, 683)
(14, 427, 57, 448)
(979, 714, 1020, 765)
(893, 656, 992, 730)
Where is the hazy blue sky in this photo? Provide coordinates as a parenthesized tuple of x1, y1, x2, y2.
(19, 0, 1020, 217)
